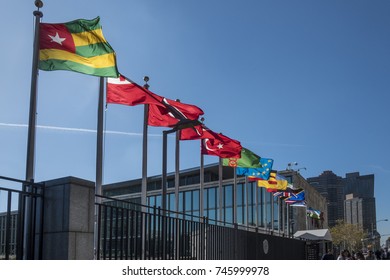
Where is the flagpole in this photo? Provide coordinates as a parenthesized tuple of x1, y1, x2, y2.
(141, 77, 149, 260)
(141, 76, 149, 210)
(218, 158, 223, 225)
(175, 131, 180, 217)
(200, 151, 204, 218)
(245, 176, 249, 227)
(287, 204, 290, 237)
(233, 167, 237, 225)
(26, 1, 43, 182)
(23, 1, 43, 260)
(95, 77, 105, 196)
(174, 99, 182, 218)
(270, 192, 274, 234)
(199, 117, 205, 219)
(278, 196, 281, 235)
(93, 77, 104, 259)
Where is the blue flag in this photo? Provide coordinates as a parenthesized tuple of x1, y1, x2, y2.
(284, 190, 305, 204)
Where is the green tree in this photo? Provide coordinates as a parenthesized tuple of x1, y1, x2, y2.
(330, 220, 366, 252)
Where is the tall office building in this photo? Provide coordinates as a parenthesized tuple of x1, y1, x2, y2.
(343, 172, 376, 234)
(307, 171, 344, 227)
(308, 171, 376, 234)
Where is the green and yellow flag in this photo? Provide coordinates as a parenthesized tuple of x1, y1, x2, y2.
(39, 17, 119, 77)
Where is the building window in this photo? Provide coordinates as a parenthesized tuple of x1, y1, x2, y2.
(223, 185, 233, 224)
(204, 187, 218, 224)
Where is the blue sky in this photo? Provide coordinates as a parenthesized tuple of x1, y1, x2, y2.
(1, 0, 389, 244)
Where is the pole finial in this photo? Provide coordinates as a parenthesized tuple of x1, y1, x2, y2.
(143, 76, 150, 89)
(33, 0, 43, 17)
(35, 0, 43, 9)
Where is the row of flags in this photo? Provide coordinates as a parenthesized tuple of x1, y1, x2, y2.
(37, 16, 323, 220)
(38, 17, 271, 175)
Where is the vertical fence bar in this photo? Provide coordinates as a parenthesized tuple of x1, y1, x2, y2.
(166, 215, 171, 260)
(135, 211, 139, 259)
(134, 211, 139, 259)
(124, 208, 129, 260)
(5, 191, 12, 259)
(38, 185, 44, 260)
(16, 191, 24, 260)
(130, 210, 134, 260)
(138, 211, 143, 259)
(96, 204, 101, 260)
(120, 208, 124, 260)
(114, 208, 119, 260)
(151, 207, 156, 259)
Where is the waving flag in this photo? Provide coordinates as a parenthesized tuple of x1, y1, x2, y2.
(307, 207, 322, 219)
(107, 75, 161, 106)
(148, 98, 204, 127)
(107, 75, 204, 127)
(180, 124, 205, 140)
(284, 190, 305, 204)
(273, 191, 296, 198)
(39, 17, 119, 77)
(180, 123, 242, 157)
(237, 158, 274, 180)
(222, 147, 261, 168)
(257, 170, 288, 190)
(200, 129, 242, 158)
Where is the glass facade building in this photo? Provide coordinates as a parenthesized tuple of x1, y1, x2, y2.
(103, 164, 327, 236)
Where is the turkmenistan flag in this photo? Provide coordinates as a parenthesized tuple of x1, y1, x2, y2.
(39, 17, 119, 77)
(222, 147, 262, 168)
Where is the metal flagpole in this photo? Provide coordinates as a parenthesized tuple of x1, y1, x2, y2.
(23, 1, 43, 260)
(141, 76, 149, 260)
(93, 77, 104, 259)
(174, 130, 180, 260)
(245, 176, 249, 227)
(95, 78, 104, 198)
(233, 167, 237, 224)
(270, 192, 274, 234)
(26, 1, 43, 182)
(278, 196, 281, 235)
(162, 127, 176, 259)
(200, 149, 204, 218)
(141, 76, 150, 210)
(218, 158, 223, 224)
(199, 117, 205, 220)
(175, 131, 180, 216)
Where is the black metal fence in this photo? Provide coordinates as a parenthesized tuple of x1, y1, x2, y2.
(0, 176, 44, 260)
(96, 195, 306, 260)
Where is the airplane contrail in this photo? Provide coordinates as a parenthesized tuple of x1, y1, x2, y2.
(0, 122, 162, 137)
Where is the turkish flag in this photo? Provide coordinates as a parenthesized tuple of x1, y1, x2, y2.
(200, 129, 242, 158)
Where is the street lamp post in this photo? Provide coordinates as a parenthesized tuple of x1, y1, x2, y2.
(371, 219, 388, 251)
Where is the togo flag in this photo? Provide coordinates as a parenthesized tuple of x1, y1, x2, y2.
(39, 17, 119, 77)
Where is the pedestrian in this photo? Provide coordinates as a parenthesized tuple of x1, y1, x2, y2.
(345, 250, 353, 260)
(321, 249, 334, 260)
(365, 250, 375, 260)
(355, 251, 365, 260)
(337, 250, 346, 260)
(374, 250, 382, 260)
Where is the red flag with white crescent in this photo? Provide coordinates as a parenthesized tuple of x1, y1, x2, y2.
(200, 129, 242, 158)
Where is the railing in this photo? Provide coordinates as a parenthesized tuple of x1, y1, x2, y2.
(0, 176, 44, 260)
(95, 195, 306, 260)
